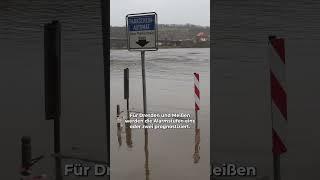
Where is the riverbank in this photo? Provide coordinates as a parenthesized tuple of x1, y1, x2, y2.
(111, 46, 210, 50)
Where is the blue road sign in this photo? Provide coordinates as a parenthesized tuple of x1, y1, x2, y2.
(126, 12, 158, 50)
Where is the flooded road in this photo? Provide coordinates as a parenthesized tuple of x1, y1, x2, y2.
(110, 48, 210, 180)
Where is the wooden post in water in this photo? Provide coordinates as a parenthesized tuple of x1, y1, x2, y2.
(117, 105, 121, 128)
(117, 104, 120, 116)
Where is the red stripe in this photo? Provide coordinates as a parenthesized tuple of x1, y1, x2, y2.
(195, 103, 200, 111)
(270, 71, 287, 120)
(270, 38, 285, 63)
(272, 129, 287, 154)
(194, 72, 200, 111)
(194, 85, 200, 98)
(194, 73, 199, 81)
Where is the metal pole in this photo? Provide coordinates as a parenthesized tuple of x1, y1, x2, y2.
(124, 68, 130, 119)
(141, 51, 147, 116)
(273, 154, 280, 180)
(126, 88, 129, 120)
(141, 51, 149, 179)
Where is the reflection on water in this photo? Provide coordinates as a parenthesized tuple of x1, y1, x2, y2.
(125, 123, 133, 148)
(193, 110, 200, 164)
(116, 118, 150, 180)
(193, 128, 201, 164)
(115, 114, 202, 179)
(144, 128, 150, 180)
(117, 126, 122, 147)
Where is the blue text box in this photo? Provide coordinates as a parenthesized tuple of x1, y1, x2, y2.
(128, 15, 156, 31)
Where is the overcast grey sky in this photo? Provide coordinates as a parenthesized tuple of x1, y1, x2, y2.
(111, 0, 210, 26)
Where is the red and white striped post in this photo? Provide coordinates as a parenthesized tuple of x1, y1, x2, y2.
(268, 36, 287, 180)
(193, 73, 201, 163)
(194, 73, 200, 128)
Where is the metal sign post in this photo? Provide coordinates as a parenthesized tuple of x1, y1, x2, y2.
(126, 12, 157, 180)
(141, 51, 147, 116)
(44, 20, 62, 180)
(126, 12, 158, 118)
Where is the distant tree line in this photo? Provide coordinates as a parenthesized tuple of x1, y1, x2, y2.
(111, 24, 210, 40)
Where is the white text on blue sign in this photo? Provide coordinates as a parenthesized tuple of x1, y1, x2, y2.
(128, 15, 155, 31)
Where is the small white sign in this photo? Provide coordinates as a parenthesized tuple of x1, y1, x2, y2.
(126, 12, 158, 51)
